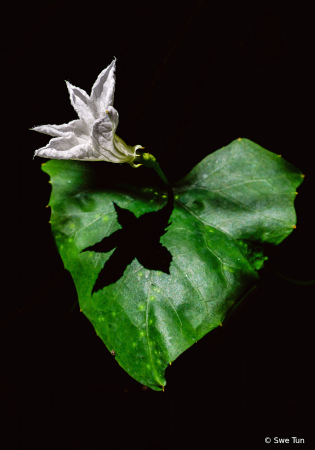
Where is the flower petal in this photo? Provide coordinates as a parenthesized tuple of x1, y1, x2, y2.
(34, 134, 109, 161)
(89, 58, 116, 119)
(65, 81, 96, 128)
(91, 107, 133, 162)
(30, 119, 90, 144)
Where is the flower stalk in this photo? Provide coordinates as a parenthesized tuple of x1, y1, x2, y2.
(134, 152, 170, 187)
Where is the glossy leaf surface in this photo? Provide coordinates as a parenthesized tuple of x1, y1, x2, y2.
(42, 138, 303, 390)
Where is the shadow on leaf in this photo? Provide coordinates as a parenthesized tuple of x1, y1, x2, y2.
(80, 187, 174, 294)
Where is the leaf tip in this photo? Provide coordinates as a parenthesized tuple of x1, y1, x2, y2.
(219, 323, 223, 326)
(292, 225, 297, 229)
(278, 154, 282, 157)
(301, 174, 305, 178)
(238, 137, 241, 141)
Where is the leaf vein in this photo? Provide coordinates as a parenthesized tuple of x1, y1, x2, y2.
(151, 283, 183, 334)
(172, 260, 209, 314)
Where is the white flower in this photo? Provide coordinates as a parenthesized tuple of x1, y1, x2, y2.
(31, 58, 144, 168)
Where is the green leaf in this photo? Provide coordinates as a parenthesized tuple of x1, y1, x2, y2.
(41, 138, 303, 390)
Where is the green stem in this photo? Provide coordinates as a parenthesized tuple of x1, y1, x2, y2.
(267, 266, 315, 286)
(134, 152, 170, 187)
(153, 162, 170, 187)
(222, 285, 258, 329)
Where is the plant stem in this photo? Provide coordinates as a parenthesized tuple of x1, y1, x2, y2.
(153, 162, 170, 187)
(134, 152, 170, 187)
(267, 266, 315, 286)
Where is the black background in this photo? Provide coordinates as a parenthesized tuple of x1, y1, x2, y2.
(4, 0, 314, 448)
